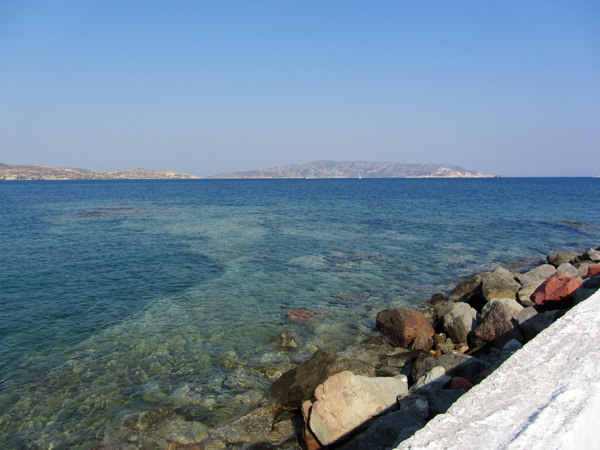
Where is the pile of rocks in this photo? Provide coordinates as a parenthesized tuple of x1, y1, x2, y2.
(94, 247, 600, 450)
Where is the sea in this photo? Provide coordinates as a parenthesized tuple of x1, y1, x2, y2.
(1, 178, 599, 449)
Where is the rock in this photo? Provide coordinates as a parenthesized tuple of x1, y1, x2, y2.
(410, 332, 434, 352)
(502, 339, 523, 352)
(425, 388, 465, 416)
(547, 250, 579, 267)
(433, 333, 446, 345)
(272, 332, 298, 350)
(167, 444, 204, 450)
(449, 274, 483, 301)
(555, 263, 580, 278)
(411, 366, 451, 392)
(436, 302, 479, 345)
(121, 403, 174, 432)
(361, 337, 392, 349)
(583, 248, 600, 262)
(305, 371, 409, 446)
(435, 340, 455, 354)
(471, 301, 524, 348)
(444, 377, 473, 391)
(530, 276, 582, 310)
(242, 438, 303, 450)
(90, 445, 139, 450)
(376, 307, 435, 348)
(411, 352, 486, 385)
(573, 288, 596, 305)
(517, 282, 544, 307)
(209, 403, 282, 444)
(583, 276, 600, 290)
(481, 298, 523, 319)
(482, 267, 521, 301)
(396, 393, 429, 419)
(516, 307, 557, 342)
(301, 401, 322, 450)
(515, 264, 556, 286)
(588, 265, 600, 279)
(336, 410, 426, 450)
(267, 349, 375, 407)
(286, 309, 331, 323)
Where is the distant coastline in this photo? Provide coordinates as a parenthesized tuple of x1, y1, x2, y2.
(0, 163, 198, 181)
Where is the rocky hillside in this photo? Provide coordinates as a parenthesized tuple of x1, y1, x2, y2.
(0, 163, 198, 180)
(209, 160, 499, 179)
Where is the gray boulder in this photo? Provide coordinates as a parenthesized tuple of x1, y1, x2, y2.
(436, 302, 479, 344)
(411, 366, 451, 392)
(449, 273, 483, 301)
(556, 263, 580, 278)
(267, 349, 375, 407)
(425, 388, 465, 416)
(583, 248, 600, 262)
(481, 298, 523, 319)
(412, 352, 487, 385)
(337, 409, 425, 450)
(482, 267, 521, 301)
(517, 307, 557, 342)
(397, 393, 429, 419)
(471, 301, 524, 348)
(517, 282, 544, 307)
(547, 250, 579, 267)
(209, 403, 283, 444)
(515, 264, 556, 286)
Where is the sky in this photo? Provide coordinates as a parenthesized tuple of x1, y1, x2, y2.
(1, 1, 598, 177)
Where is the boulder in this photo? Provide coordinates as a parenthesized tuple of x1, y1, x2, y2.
(411, 366, 451, 392)
(530, 276, 582, 310)
(517, 282, 544, 307)
(436, 302, 478, 344)
(515, 264, 556, 286)
(305, 371, 408, 446)
(547, 250, 579, 267)
(502, 339, 523, 352)
(471, 301, 524, 348)
(449, 274, 483, 301)
(583, 248, 600, 262)
(209, 403, 282, 444)
(588, 265, 600, 279)
(424, 388, 465, 416)
(376, 307, 435, 348)
(555, 263, 580, 278)
(396, 393, 429, 419)
(481, 298, 523, 319)
(482, 267, 521, 301)
(336, 410, 425, 450)
(411, 352, 486, 385)
(444, 377, 473, 391)
(410, 331, 434, 352)
(272, 332, 299, 350)
(517, 307, 557, 342)
(267, 350, 375, 407)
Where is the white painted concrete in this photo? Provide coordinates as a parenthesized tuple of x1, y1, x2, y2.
(395, 290, 600, 450)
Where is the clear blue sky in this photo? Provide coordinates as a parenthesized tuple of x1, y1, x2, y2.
(1, 1, 598, 177)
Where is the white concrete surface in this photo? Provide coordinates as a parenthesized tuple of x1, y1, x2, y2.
(396, 290, 600, 450)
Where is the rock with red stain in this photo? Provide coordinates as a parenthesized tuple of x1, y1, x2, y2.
(376, 307, 435, 347)
(444, 377, 473, 391)
(530, 276, 582, 310)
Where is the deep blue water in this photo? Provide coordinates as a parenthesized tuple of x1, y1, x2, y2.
(1, 178, 599, 449)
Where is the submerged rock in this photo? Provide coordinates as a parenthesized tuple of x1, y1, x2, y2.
(208, 403, 282, 444)
(272, 332, 298, 351)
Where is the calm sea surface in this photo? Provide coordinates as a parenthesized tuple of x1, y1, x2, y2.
(1, 178, 599, 449)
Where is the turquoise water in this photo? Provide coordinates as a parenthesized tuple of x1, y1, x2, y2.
(1, 178, 599, 449)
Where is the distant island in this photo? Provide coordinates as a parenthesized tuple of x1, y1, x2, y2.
(209, 160, 500, 179)
(0, 163, 198, 181)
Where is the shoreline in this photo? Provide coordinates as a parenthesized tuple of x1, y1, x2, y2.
(92, 245, 600, 450)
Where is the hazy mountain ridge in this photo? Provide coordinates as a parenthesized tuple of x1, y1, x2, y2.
(0, 163, 198, 180)
(210, 160, 500, 178)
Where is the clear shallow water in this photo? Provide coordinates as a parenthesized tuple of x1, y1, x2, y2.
(1, 178, 599, 449)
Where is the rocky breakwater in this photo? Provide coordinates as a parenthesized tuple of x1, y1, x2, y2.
(93, 247, 600, 450)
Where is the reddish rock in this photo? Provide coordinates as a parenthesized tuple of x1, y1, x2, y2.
(444, 377, 473, 391)
(587, 265, 600, 279)
(471, 302, 523, 348)
(530, 276, 582, 310)
(411, 331, 434, 352)
(302, 400, 323, 450)
(376, 307, 435, 347)
(286, 309, 331, 323)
